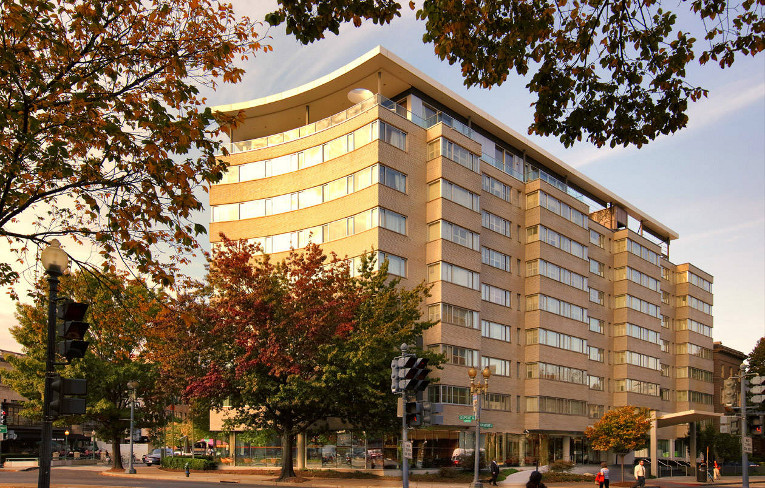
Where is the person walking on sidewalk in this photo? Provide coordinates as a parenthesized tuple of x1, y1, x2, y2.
(489, 459, 500, 486)
(596, 462, 609, 488)
(632, 459, 646, 488)
(526, 470, 547, 488)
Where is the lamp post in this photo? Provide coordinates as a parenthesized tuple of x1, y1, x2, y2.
(126, 380, 138, 474)
(38, 239, 69, 488)
(64, 430, 69, 459)
(91, 430, 96, 460)
(468, 366, 491, 488)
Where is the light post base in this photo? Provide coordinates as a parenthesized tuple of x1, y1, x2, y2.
(125, 467, 136, 474)
(471, 481, 484, 488)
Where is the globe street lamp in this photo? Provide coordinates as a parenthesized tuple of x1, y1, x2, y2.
(38, 239, 69, 488)
(126, 380, 139, 474)
(92, 430, 97, 460)
(468, 366, 491, 488)
(64, 430, 70, 459)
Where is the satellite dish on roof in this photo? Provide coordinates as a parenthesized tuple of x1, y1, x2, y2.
(348, 88, 374, 104)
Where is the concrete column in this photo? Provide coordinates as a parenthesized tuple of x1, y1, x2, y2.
(230, 432, 237, 467)
(650, 412, 658, 478)
(689, 422, 697, 470)
(296, 433, 306, 470)
(562, 436, 571, 462)
(520, 437, 527, 467)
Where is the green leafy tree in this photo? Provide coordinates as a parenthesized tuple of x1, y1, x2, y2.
(266, 0, 763, 148)
(585, 406, 651, 482)
(169, 238, 437, 480)
(697, 422, 741, 464)
(1, 271, 166, 470)
(0, 0, 267, 291)
(747, 337, 765, 377)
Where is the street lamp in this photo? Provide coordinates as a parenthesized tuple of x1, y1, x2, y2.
(38, 239, 69, 488)
(468, 366, 491, 488)
(524, 429, 542, 471)
(126, 380, 138, 474)
(91, 430, 96, 460)
(64, 430, 70, 459)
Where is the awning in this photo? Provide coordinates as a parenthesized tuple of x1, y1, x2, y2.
(655, 410, 722, 428)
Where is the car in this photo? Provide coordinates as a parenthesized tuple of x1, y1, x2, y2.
(143, 448, 173, 466)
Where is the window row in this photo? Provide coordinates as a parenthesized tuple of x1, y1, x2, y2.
(590, 230, 605, 248)
(429, 344, 479, 367)
(677, 390, 713, 404)
(678, 270, 713, 292)
(428, 220, 480, 251)
(615, 378, 661, 397)
(527, 190, 588, 229)
(613, 323, 661, 345)
(482, 283, 512, 307)
(428, 137, 480, 172)
(219, 120, 405, 184)
(483, 174, 512, 202)
(241, 207, 406, 254)
(482, 247, 512, 272)
(589, 317, 604, 334)
(589, 259, 605, 277)
(525, 396, 588, 416)
(677, 295, 713, 315)
(482, 357, 511, 376)
(676, 366, 714, 382)
(675, 318, 713, 337)
(614, 294, 660, 318)
(428, 179, 480, 211)
(676, 342, 713, 359)
(526, 362, 587, 385)
(589, 346, 605, 362)
(589, 288, 604, 305)
(212, 164, 405, 222)
(492, 145, 524, 181)
(428, 303, 479, 329)
(526, 328, 587, 354)
(527, 259, 588, 291)
(614, 350, 661, 370)
(482, 320, 512, 342)
(428, 262, 480, 290)
(348, 251, 407, 278)
(614, 266, 660, 293)
(614, 238, 660, 266)
(526, 294, 588, 323)
(527, 225, 588, 260)
(482, 211, 512, 237)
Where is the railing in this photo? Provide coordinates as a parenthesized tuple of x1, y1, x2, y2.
(224, 94, 475, 155)
(480, 153, 524, 182)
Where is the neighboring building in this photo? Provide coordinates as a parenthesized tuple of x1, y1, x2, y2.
(713, 342, 746, 421)
(208, 47, 716, 468)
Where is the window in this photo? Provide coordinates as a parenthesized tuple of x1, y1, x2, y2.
(614, 294, 660, 318)
(431, 344, 479, 367)
(589, 405, 605, 419)
(429, 220, 480, 251)
(526, 259, 587, 291)
(482, 357, 511, 376)
(615, 379, 660, 396)
(676, 390, 713, 405)
(212, 203, 239, 222)
(589, 288, 604, 305)
(484, 393, 512, 411)
(527, 225, 588, 260)
(613, 238, 660, 266)
(661, 388, 671, 401)
(491, 145, 524, 180)
(662, 291, 671, 304)
(428, 262, 480, 290)
(588, 347, 604, 362)
(676, 295, 713, 315)
(379, 165, 407, 192)
(676, 367, 714, 382)
(661, 266, 672, 281)
(589, 317, 604, 334)
(525, 396, 587, 415)
(675, 342, 713, 359)
(483, 174, 512, 201)
(482, 248, 512, 272)
(661, 339, 670, 353)
(589, 259, 605, 277)
(482, 284, 512, 307)
(482, 211, 512, 237)
(613, 351, 661, 370)
(613, 323, 660, 345)
(661, 364, 671, 377)
(428, 137, 479, 172)
(527, 362, 587, 385)
(428, 303, 479, 329)
(662, 315, 671, 329)
(378, 252, 407, 277)
(678, 271, 713, 292)
(379, 121, 406, 150)
(526, 294, 588, 322)
(675, 318, 713, 337)
(614, 267, 661, 292)
(379, 208, 406, 234)
(482, 320, 511, 342)
(428, 384, 470, 405)
(590, 230, 605, 248)
(526, 190, 588, 228)
(526, 328, 587, 354)
(428, 179, 480, 211)
(589, 376, 604, 390)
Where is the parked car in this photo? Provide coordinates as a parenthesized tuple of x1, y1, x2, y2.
(143, 448, 173, 466)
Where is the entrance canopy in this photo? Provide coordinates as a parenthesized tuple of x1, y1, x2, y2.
(655, 410, 722, 428)
(650, 409, 722, 477)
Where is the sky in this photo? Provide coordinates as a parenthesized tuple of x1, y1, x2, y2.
(1, 1, 763, 357)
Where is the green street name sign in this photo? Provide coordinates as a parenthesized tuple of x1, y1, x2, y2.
(458, 415, 476, 422)
(480, 423, 493, 429)
(0, 425, 7, 434)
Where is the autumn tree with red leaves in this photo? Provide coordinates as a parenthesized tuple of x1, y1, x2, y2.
(0, 0, 268, 291)
(166, 238, 435, 480)
(585, 406, 651, 482)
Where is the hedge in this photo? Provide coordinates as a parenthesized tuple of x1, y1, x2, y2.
(161, 456, 217, 470)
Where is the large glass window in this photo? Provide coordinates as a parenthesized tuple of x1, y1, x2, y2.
(613, 351, 661, 370)
(615, 379, 660, 396)
(481, 284, 511, 307)
(428, 179, 480, 211)
(428, 303, 480, 329)
(483, 174, 511, 201)
(526, 190, 588, 228)
(526, 362, 587, 385)
(481, 320, 511, 342)
(613, 323, 661, 345)
(676, 295, 713, 315)
(526, 294, 588, 323)
(482, 357, 511, 376)
(428, 385, 470, 405)
(614, 238, 660, 266)
(482, 248, 512, 272)
(429, 220, 480, 250)
(614, 266, 660, 292)
(526, 259, 587, 291)
(525, 396, 587, 416)
(428, 137, 480, 172)
(482, 211, 511, 237)
(677, 270, 713, 292)
(428, 262, 480, 290)
(527, 225, 588, 260)
(675, 318, 713, 337)
(614, 294, 660, 318)
(526, 328, 587, 354)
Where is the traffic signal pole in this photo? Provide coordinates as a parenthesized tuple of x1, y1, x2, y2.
(38, 271, 60, 488)
(741, 363, 749, 488)
(402, 389, 409, 488)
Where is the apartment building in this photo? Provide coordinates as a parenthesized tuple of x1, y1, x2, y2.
(208, 47, 716, 468)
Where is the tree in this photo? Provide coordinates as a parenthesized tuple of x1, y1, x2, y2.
(585, 406, 651, 482)
(747, 337, 765, 377)
(1, 271, 166, 470)
(175, 238, 436, 480)
(266, 0, 763, 148)
(0, 0, 268, 291)
(697, 422, 741, 464)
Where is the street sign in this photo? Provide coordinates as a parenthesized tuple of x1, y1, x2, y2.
(458, 415, 476, 422)
(743, 436, 753, 454)
(480, 423, 493, 429)
(403, 441, 413, 459)
(0, 425, 7, 434)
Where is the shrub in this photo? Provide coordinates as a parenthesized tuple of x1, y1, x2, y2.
(161, 455, 217, 470)
(549, 459, 575, 472)
(438, 466, 461, 478)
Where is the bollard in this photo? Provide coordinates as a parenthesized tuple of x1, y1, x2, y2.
(185, 462, 190, 477)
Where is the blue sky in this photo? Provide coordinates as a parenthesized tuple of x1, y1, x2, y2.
(1, 1, 762, 356)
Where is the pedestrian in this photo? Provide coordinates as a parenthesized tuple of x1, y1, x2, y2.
(489, 459, 500, 486)
(713, 460, 720, 480)
(632, 459, 646, 488)
(526, 470, 547, 488)
(596, 461, 609, 488)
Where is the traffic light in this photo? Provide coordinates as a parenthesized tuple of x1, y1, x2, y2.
(421, 401, 444, 426)
(391, 358, 401, 393)
(49, 374, 87, 418)
(1, 402, 6, 425)
(56, 300, 90, 362)
(722, 377, 737, 409)
(749, 415, 764, 436)
(405, 401, 422, 427)
(397, 356, 431, 392)
(750, 376, 765, 404)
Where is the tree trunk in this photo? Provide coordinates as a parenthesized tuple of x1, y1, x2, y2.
(278, 432, 296, 480)
(112, 438, 123, 470)
(620, 454, 624, 483)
